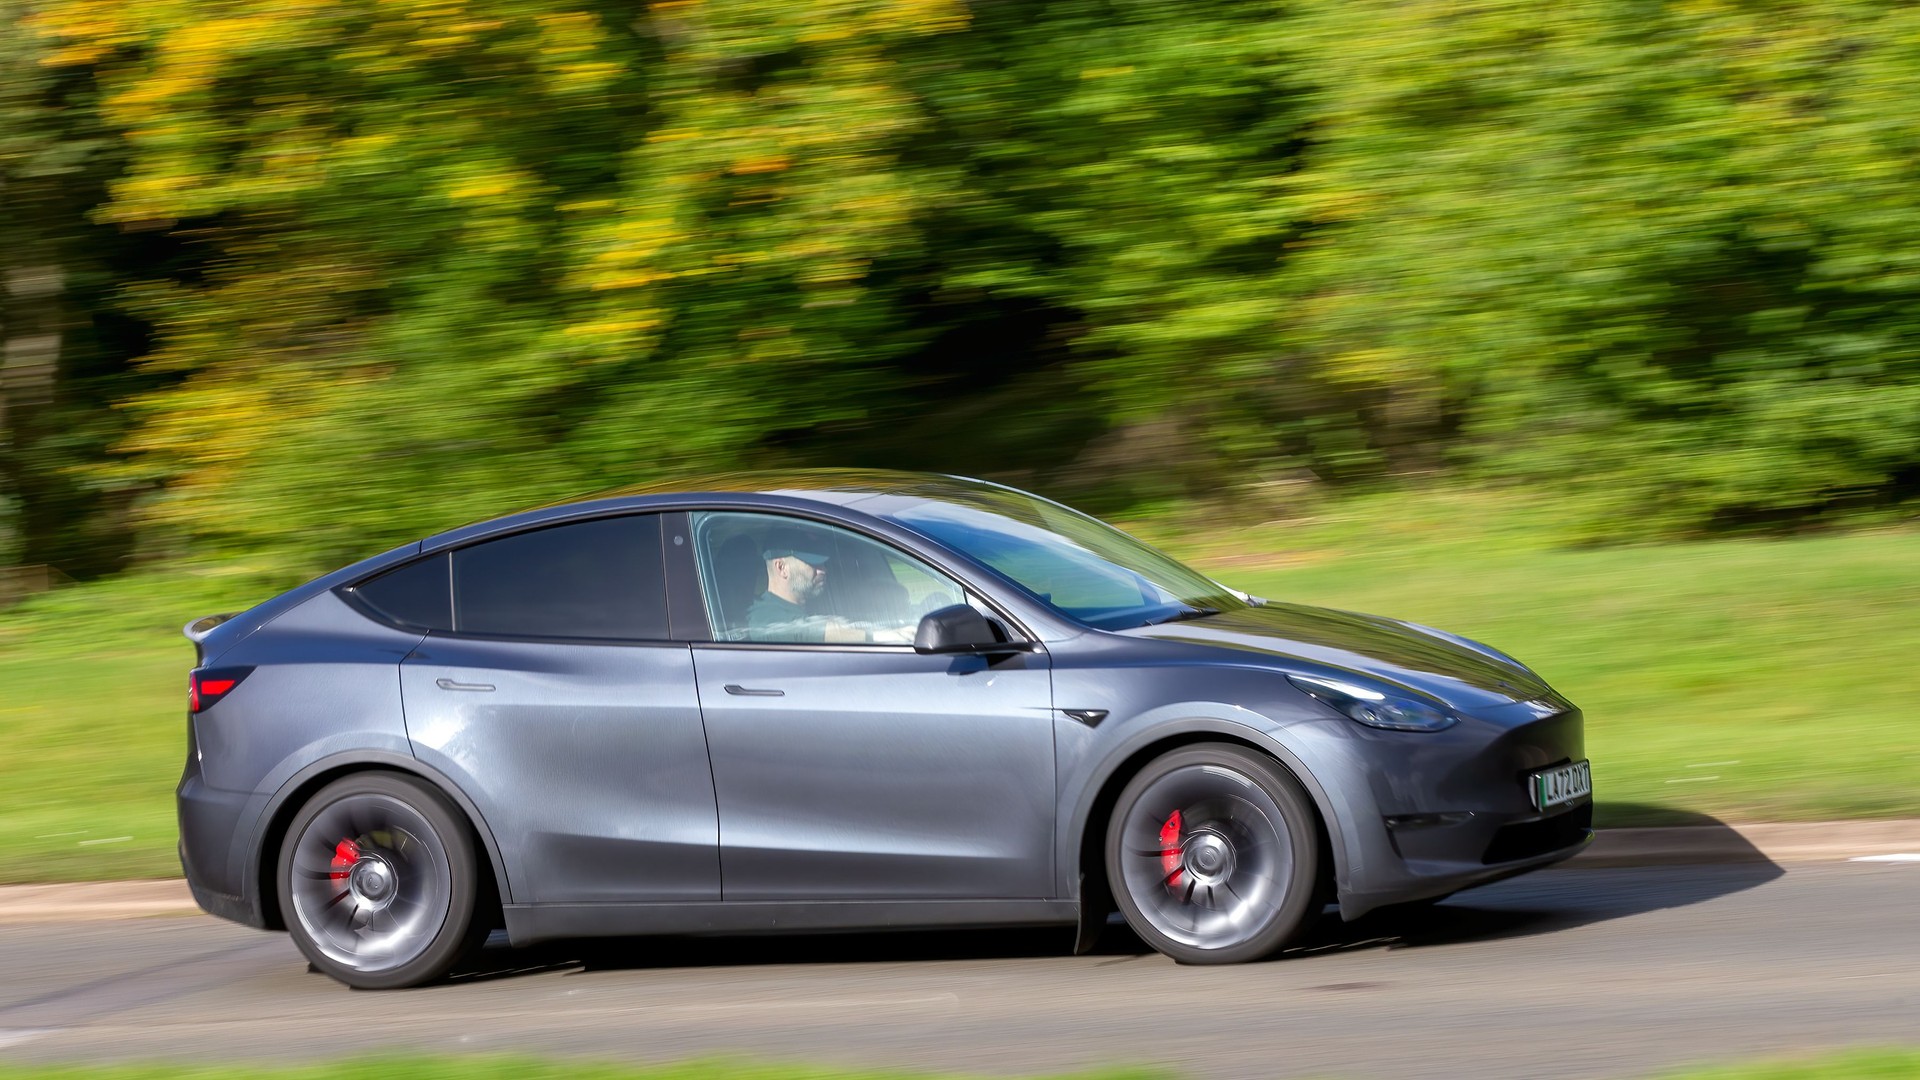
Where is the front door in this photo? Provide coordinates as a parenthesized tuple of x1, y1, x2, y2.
(686, 511, 1055, 901)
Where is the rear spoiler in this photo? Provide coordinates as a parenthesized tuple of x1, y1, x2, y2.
(184, 613, 238, 665)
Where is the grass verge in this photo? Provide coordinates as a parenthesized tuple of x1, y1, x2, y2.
(1656, 1048, 1920, 1079)
(2, 487, 1916, 883)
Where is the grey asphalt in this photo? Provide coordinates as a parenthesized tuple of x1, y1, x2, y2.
(3, 862, 1918, 1078)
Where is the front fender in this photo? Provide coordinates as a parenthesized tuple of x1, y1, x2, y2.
(1054, 701, 1375, 907)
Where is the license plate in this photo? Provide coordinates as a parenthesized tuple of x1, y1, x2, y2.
(1531, 760, 1592, 811)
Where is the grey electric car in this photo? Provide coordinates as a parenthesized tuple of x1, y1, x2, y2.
(178, 471, 1592, 988)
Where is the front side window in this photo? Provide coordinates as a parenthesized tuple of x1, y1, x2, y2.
(452, 515, 669, 640)
(691, 511, 964, 644)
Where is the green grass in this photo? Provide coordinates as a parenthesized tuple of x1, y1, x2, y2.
(1656, 1049, 1920, 1079)
(2, 487, 1917, 884)
(0, 568, 289, 883)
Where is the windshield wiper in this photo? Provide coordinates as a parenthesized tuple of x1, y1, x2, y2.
(1140, 606, 1221, 627)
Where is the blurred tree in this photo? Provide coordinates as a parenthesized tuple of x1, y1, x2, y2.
(1283, 0, 1920, 536)
(35, 0, 983, 567)
(23, 0, 1920, 570)
(0, 0, 140, 576)
(910, 0, 1329, 507)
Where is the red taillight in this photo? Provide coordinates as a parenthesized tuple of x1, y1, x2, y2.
(189, 668, 252, 713)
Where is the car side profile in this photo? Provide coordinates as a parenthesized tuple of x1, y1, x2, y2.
(178, 471, 1592, 988)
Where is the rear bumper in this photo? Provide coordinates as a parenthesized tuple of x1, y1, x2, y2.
(177, 766, 270, 929)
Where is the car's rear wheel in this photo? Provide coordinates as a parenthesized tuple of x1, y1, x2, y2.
(277, 772, 482, 989)
(1105, 744, 1320, 964)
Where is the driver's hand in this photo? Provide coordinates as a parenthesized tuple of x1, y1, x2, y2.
(823, 619, 867, 643)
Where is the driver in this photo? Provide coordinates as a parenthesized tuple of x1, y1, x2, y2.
(745, 528, 866, 643)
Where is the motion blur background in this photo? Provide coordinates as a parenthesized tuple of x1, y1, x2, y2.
(5, 0, 1919, 578)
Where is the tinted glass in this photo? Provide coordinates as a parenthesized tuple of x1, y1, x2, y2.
(453, 515, 668, 640)
(352, 552, 452, 631)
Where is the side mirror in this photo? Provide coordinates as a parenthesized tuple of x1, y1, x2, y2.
(913, 604, 1031, 655)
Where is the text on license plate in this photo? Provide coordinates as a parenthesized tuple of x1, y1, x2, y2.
(1531, 760, 1592, 811)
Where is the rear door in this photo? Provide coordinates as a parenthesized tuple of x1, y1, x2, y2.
(397, 513, 721, 904)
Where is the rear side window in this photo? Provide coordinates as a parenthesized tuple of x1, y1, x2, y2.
(452, 515, 668, 640)
(351, 553, 453, 631)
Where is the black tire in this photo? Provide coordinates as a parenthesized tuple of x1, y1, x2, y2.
(276, 772, 484, 989)
(1105, 743, 1321, 965)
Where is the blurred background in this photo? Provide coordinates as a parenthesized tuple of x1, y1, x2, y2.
(4, 0, 1918, 580)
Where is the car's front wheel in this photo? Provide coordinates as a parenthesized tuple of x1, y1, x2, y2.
(277, 772, 483, 989)
(1106, 744, 1320, 964)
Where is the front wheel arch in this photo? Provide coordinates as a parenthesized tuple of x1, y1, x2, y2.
(1070, 727, 1339, 951)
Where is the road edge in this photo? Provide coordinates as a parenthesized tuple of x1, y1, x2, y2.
(2, 819, 1916, 922)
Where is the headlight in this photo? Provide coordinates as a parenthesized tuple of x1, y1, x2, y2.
(1286, 674, 1459, 732)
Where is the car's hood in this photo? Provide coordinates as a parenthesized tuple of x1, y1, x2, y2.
(1121, 602, 1554, 714)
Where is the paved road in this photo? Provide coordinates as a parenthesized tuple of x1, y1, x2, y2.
(1, 862, 1916, 1079)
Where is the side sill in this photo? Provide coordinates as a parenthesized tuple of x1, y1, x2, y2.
(502, 898, 1079, 948)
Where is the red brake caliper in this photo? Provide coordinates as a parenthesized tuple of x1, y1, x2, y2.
(1159, 809, 1184, 888)
(329, 838, 362, 884)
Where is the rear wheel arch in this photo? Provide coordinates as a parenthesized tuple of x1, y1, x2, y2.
(1070, 726, 1342, 950)
(253, 753, 509, 932)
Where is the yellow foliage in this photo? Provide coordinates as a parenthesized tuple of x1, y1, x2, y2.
(728, 155, 791, 175)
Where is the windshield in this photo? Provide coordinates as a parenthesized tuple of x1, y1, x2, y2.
(889, 486, 1247, 630)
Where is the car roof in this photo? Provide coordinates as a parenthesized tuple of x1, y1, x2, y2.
(420, 470, 1020, 551)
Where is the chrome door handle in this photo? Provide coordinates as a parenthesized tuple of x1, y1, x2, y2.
(724, 684, 784, 697)
(435, 678, 495, 692)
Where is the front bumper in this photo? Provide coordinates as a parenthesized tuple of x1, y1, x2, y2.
(1314, 698, 1593, 918)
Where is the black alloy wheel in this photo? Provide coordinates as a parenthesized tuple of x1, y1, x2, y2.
(278, 772, 484, 989)
(1106, 744, 1320, 964)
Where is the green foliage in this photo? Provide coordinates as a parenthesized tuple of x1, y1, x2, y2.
(1282, 0, 1920, 535)
(0, 0, 145, 575)
(7, 0, 1920, 573)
